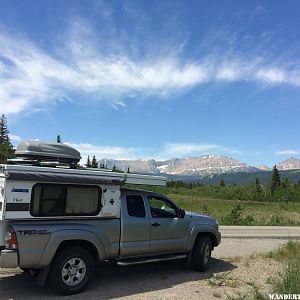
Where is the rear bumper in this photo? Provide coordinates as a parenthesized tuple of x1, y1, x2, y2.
(0, 249, 18, 268)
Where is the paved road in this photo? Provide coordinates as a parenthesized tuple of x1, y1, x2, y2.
(216, 226, 300, 257)
(220, 225, 300, 239)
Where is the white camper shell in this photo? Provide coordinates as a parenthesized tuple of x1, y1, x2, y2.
(0, 142, 166, 248)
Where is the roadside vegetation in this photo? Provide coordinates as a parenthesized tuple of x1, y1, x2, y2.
(205, 241, 300, 299)
(266, 241, 300, 294)
(132, 173, 300, 226)
(146, 171, 300, 204)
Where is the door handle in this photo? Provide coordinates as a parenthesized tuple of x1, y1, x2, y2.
(152, 222, 161, 227)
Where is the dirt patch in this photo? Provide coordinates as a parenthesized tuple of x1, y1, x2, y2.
(0, 256, 281, 300)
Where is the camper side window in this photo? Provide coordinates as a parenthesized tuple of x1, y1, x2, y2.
(31, 183, 102, 216)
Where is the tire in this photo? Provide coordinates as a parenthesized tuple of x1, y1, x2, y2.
(191, 236, 212, 272)
(49, 247, 94, 295)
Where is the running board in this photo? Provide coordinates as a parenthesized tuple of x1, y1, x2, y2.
(117, 254, 187, 266)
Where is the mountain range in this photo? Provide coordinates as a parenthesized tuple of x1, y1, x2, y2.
(98, 156, 300, 177)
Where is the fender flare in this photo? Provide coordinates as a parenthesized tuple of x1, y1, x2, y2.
(38, 229, 106, 267)
(186, 224, 219, 252)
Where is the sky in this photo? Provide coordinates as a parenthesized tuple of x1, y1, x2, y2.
(0, 0, 300, 167)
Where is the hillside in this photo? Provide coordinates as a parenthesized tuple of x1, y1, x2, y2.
(164, 169, 300, 185)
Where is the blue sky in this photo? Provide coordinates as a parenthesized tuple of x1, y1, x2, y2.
(1, 0, 300, 166)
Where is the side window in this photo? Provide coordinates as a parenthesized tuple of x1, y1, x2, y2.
(126, 195, 146, 218)
(148, 196, 178, 218)
(31, 183, 101, 216)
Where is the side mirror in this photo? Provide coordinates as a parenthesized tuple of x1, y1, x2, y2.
(178, 208, 185, 218)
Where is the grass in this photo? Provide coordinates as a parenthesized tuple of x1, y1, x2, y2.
(170, 194, 300, 226)
(246, 282, 266, 300)
(213, 291, 222, 298)
(266, 240, 300, 260)
(267, 241, 300, 294)
(208, 271, 238, 287)
(226, 292, 248, 300)
(225, 282, 267, 300)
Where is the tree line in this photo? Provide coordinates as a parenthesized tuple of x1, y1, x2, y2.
(164, 166, 299, 203)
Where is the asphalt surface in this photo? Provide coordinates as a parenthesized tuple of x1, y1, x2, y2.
(220, 225, 300, 239)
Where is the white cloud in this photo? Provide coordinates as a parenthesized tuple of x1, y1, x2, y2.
(256, 68, 286, 83)
(275, 149, 300, 155)
(65, 142, 144, 162)
(111, 99, 127, 110)
(9, 134, 22, 142)
(62, 141, 241, 162)
(1, 19, 300, 115)
(160, 142, 240, 158)
(163, 143, 220, 155)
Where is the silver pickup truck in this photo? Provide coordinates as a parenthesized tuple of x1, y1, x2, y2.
(0, 142, 221, 295)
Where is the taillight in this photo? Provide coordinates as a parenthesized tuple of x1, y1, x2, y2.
(5, 227, 18, 249)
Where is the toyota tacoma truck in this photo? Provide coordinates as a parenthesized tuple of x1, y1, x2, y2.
(0, 141, 221, 295)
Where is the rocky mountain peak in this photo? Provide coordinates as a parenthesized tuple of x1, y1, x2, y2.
(98, 155, 256, 176)
(257, 165, 271, 171)
(277, 157, 300, 170)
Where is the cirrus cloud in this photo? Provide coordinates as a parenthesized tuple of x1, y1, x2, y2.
(1, 17, 300, 115)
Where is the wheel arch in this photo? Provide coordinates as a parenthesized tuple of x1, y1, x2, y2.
(187, 225, 219, 252)
(38, 229, 106, 267)
(54, 240, 100, 264)
(195, 232, 217, 250)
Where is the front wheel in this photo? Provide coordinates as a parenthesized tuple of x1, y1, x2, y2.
(50, 247, 94, 295)
(191, 236, 212, 271)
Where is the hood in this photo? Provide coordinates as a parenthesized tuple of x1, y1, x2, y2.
(185, 211, 217, 224)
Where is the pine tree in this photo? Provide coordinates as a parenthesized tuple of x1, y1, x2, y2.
(112, 165, 117, 172)
(282, 178, 289, 189)
(127, 167, 130, 173)
(91, 155, 98, 168)
(271, 165, 281, 196)
(255, 177, 263, 201)
(56, 135, 62, 143)
(220, 178, 225, 187)
(86, 155, 92, 167)
(0, 114, 15, 163)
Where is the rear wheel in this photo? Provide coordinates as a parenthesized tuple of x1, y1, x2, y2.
(50, 247, 94, 295)
(191, 236, 212, 271)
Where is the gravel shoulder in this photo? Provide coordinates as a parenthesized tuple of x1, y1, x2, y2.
(0, 238, 288, 300)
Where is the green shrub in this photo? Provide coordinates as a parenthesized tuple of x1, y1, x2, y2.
(268, 241, 300, 294)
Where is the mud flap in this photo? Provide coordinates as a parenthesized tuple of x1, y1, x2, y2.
(37, 265, 51, 287)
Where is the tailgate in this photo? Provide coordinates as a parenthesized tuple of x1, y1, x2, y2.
(0, 176, 4, 220)
(0, 176, 6, 247)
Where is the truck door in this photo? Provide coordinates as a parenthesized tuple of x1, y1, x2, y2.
(147, 195, 189, 254)
(119, 193, 151, 257)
